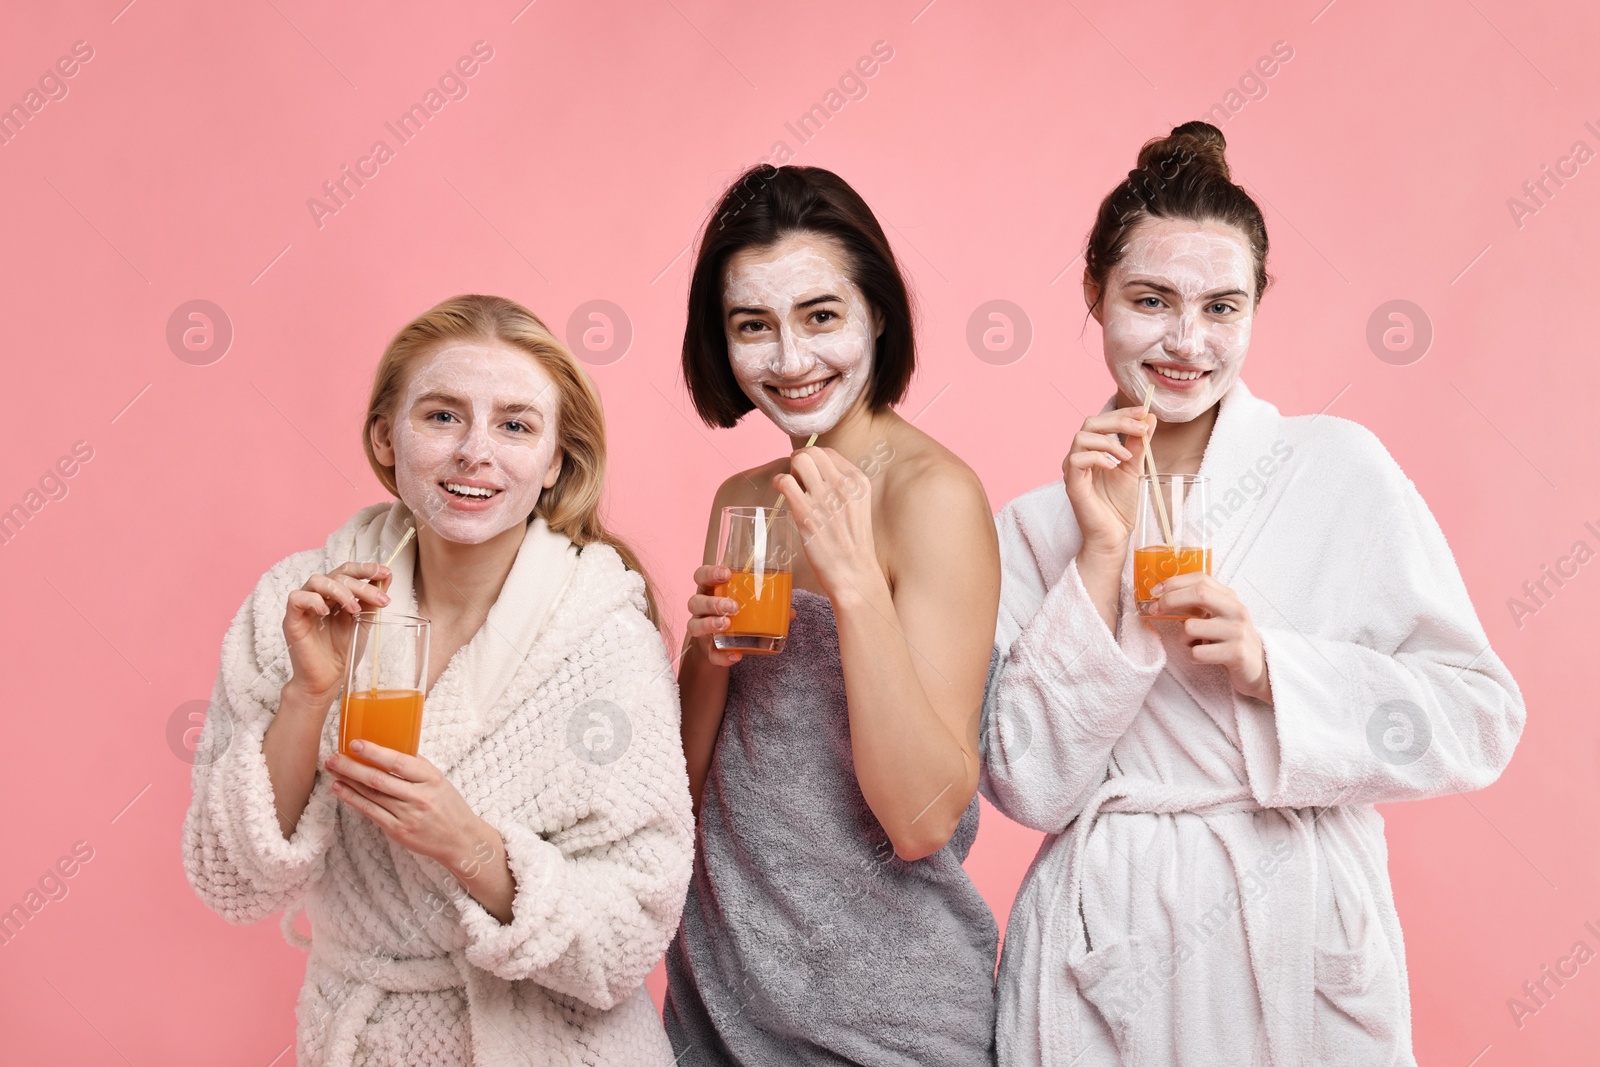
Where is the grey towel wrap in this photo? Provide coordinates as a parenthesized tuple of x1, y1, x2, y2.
(666, 588, 998, 1066)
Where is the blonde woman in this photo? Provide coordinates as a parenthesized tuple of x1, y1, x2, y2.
(184, 295, 694, 1066)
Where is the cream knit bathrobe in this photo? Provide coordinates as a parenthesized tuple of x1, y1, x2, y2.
(183, 502, 694, 1067)
(982, 381, 1524, 1066)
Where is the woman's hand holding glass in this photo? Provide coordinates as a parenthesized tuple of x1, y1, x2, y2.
(687, 564, 747, 668)
(1150, 572, 1272, 702)
(325, 741, 488, 868)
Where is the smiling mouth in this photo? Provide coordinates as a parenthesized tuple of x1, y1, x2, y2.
(441, 481, 501, 500)
(1146, 363, 1211, 382)
(767, 375, 837, 401)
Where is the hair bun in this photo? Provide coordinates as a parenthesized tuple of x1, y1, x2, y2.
(1087, 121, 1269, 307)
(1136, 120, 1230, 180)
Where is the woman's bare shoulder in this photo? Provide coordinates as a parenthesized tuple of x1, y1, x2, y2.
(712, 457, 789, 511)
(872, 424, 998, 603)
(878, 424, 991, 516)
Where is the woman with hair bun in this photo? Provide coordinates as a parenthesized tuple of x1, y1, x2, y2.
(184, 294, 694, 1065)
(981, 123, 1524, 1065)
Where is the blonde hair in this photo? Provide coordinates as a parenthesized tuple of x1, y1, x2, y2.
(363, 294, 660, 626)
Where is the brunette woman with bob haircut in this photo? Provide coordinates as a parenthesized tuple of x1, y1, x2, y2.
(663, 164, 1001, 1065)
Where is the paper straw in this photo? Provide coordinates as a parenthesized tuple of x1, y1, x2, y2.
(383, 525, 417, 570)
(368, 525, 415, 694)
(1139, 385, 1176, 547)
(745, 433, 817, 572)
(773, 432, 819, 511)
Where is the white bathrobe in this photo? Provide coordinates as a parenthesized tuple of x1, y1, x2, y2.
(183, 502, 694, 1067)
(981, 380, 1524, 1067)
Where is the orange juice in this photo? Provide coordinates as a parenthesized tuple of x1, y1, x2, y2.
(714, 568, 794, 653)
(339, 688, 424, 764)
(1134, 545, 1212, 617)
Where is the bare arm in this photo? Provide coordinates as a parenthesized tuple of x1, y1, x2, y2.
(678, 477, 742, 816)
(679, 632, 733, 817)
(1076, 545, 1129, 634)
(780, 449, 1000, 860)
(183, 558, 367, 924)
(262, 681, 338, 838)
(262, 561, 392, 838)
(444, 819, 516, 924)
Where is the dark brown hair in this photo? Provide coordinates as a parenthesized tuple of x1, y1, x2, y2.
(682, 164, 916, 428)
(1084, 121, 1270, 312)
(363, 294, 660, 626)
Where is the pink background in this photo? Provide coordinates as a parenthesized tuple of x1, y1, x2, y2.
(1, 0, 1594, 1062)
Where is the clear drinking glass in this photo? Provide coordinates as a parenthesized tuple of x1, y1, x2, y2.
(339, 611, 430, 767)
(1133, 473, 1212, 619)
(712, 506, 797, 655)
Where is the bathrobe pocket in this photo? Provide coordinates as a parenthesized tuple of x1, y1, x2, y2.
(1313, 843, 1405, 1051)
(1062, 935, 1149, 1065)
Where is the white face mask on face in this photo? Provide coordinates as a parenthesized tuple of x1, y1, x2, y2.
(722, 235, 878, 438)
(383, 343, 563, 545)
(1096, 218, 1256, 423)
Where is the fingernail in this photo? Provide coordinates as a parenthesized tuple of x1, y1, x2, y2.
(351, 740, 365, 752)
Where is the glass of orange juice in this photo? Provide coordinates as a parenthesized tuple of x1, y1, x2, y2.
(339, 611, 430, 767)
(1133, 473, 1212, 619)
(713, 506, 797, 655)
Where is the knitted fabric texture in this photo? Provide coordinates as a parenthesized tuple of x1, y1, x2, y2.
(183, 502, 695, 1066)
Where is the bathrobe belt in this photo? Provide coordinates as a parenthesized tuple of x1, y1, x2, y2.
(295, 916, 513, 1067)
(1050, 778, 1320, 1067)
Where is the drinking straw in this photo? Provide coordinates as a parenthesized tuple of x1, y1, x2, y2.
(745, 432, 817, 571)
(368, 525, 416, 694)
(773, 432, 819, 511)
(1138, 385, 1176, 547)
